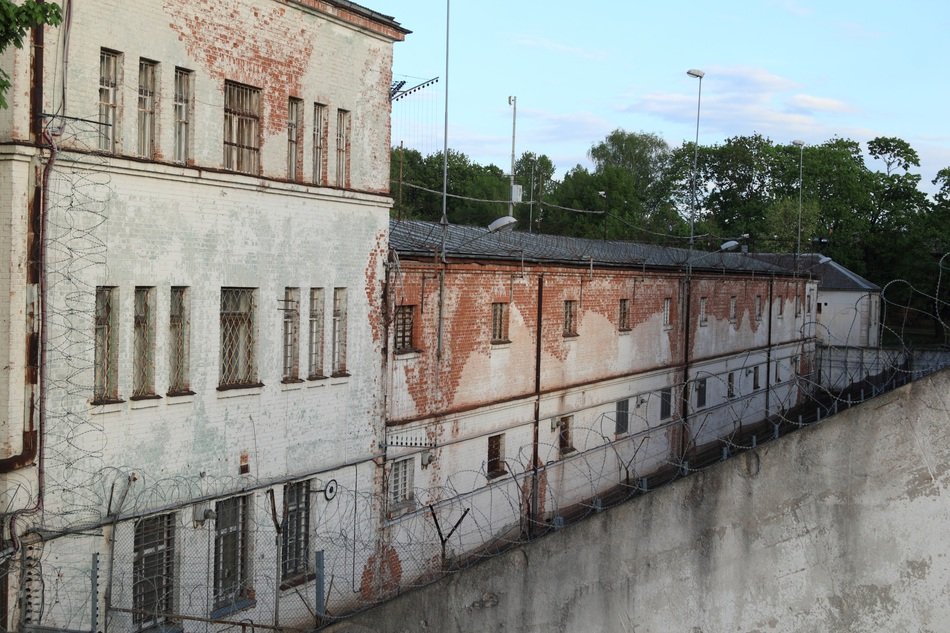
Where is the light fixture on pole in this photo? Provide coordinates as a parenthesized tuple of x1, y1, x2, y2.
(686, 68, 704, 273)
(793, 139, 805, 273)
(439, 0, 451, 260)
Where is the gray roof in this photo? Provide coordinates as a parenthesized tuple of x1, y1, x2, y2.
(749, 253, 881, 292)
(390, 220, 788, 275)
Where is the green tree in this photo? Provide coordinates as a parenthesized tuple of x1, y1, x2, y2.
(0, 0, 62, 109)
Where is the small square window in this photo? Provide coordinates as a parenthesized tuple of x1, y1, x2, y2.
(390, 458, 414, 507)
(615, 398, 629, 434)
(563, 300, 578, 337)
(491, 302, 510, 343)
(558, 415, 574, 456)
(618, 298, 630, 331)
(487, 434, 505, 478)
(660, 387, 672, 420)
(394, 304, 416, 353)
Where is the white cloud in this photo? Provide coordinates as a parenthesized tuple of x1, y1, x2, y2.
(788, 94, 855, 114)
(513, 35, 609, 62)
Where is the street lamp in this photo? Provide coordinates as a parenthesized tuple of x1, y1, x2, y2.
(687, 68, 704, 270)
(508, 95, 517, 220)
(793, 139, 805, 272)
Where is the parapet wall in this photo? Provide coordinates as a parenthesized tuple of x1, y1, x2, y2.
(328, 368, 950, 633)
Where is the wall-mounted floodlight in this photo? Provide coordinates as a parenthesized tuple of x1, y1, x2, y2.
(719, 240, 740, 252)
(488, 215, 517, 233)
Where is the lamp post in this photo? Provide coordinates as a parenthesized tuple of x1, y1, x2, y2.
(687, 68, 704, 264)
(793, 139, 805, 273)
(440, 0, 451, 242)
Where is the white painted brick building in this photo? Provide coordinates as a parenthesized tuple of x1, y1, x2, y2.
(0, 1, 406, 630)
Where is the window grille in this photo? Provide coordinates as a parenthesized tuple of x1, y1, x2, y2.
(729, 296, 738, 322)
(394, 305, 414, 352)
(308, 288, 325, 378)
(133, 514, 175, 629)
(287, 98, 302, 180)
(660, 387, 672, 420)
(390, 458, 414, 505)
(173, 68, 192, 162)
(137, 60, 157, 158)
(132, 287, 155, 397)
(487, 434, 505, 477)
(728, 372, 736, 399)
(335, 109, 350, 187)
(491, 302, 510, 342)
(558, 416, 574, 455)
(699, 297, 708, 325)
(220, 288, 256, 387)
(282, 288, 300, 381)
(331, 288, 347, 375)
(615, 398, 629, 434)
(94, 286, 118, 401)
(312, 103, 326, 184)
(214, 496, 249, 610)
(663, 297, 672, 327)
(563, 300, 578, 336)
(224, 81, 261, 174)
(281, 481, 310, 582)
(168, 287, 190, 394)
(755, 295, 763, 321)
(618, 298, 630, 331)
(696, 378, 707, 408)
(98, 50, 119, 152)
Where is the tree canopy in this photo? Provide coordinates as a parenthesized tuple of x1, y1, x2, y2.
(0, 0, 62, 109)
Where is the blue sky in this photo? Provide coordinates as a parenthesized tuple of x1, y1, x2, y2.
(371, 1, 950, 193)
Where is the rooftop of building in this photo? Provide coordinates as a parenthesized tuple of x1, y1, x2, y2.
(390, 219, 789, 275)
(748, 253, 881, 292)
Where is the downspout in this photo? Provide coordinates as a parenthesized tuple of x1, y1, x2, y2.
(679, 273, 692, 461)
(529, 274, 543, 536)
(764, 276, 773, 419)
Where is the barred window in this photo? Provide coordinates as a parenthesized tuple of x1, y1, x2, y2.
(558, 415, 574, 455)
(394, 305, 415, 353)
(729, 296, 738, 323)
(728, 372, 736, 399)
(168, 287, 190, 394)
(173, 68, 193, 163)
(287, 98, 303, 181)
(777, 295, 785, 317)
(214, 496, 250, 611)
(281, 481, 310, 582)
(137, 60, 157, 158)
(755, 295, 763, 321)
(98, 50, 120, 152)
(219, 288, 257, 388)
(132, 287, 155, 398)
(133, 513, 175, 630)
(312, 103, 327, 184)
(224, 81, 261, 174)
(663, 297, 672, 327)
(94, 286, 119, 402)
(618, 298, 630, 331)
(281, 288, 300, 382)
(615, 398, 629, 435)
(308, 288, 325, 379)
(660, 387, 672, 420)
(491, 302, 510, 342)
(331, 288, 347, 376)
(390, 458, 414, 506)
(563, 300, 578, 337)
(487, 434, 505, 478)
(696, 378, 707, 409)
(699, 297, 708, 325)
(335, 109, 350, 187)
(753, 365, 761, 390)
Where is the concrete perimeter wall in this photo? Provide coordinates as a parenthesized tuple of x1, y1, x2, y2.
(328, 368, 950, 633)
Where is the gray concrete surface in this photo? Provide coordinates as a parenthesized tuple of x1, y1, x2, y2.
(327, 370, 950, 633)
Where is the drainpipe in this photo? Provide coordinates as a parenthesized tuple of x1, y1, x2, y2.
(529, 275, 543, 536)
(764, 276, 774, 420)
(679, 273, 692, 461)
